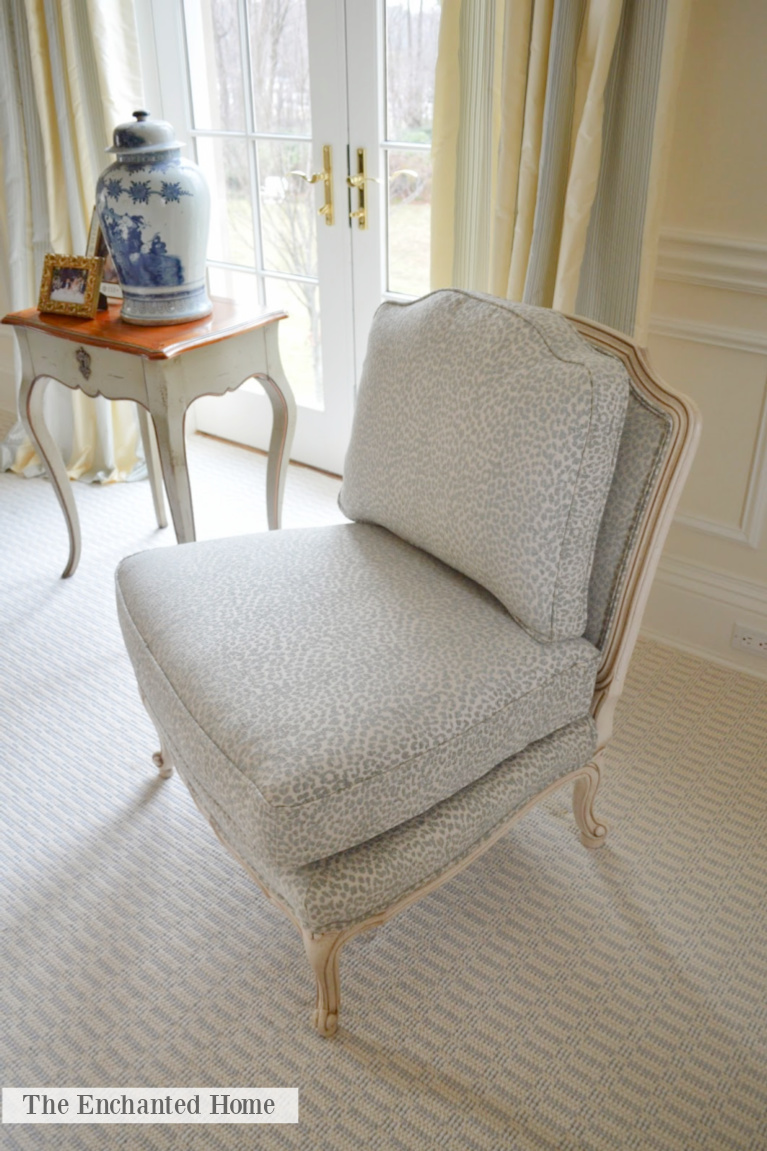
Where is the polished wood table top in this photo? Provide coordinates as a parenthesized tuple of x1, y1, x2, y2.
(2, 298, 288, 360)
(5, 298, 296, 576)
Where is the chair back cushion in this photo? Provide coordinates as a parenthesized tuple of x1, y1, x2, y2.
(340, 290, 630, 642)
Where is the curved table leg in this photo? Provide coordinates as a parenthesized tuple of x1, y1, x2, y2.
(146, 363, 196, 544)
(136, 405, 168, 530)
(258, 325, 297, 530)
(20, 370, 81, 578)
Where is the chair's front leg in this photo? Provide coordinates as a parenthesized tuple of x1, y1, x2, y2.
(301, 928, 345, 1037)
(573, 761, 608, 848)
(139, 692, 175, 779)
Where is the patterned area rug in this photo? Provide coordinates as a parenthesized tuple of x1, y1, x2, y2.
(2, 434, 766, 1150)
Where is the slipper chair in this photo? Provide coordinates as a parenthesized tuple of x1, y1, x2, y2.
(116, 290, 699, 1036)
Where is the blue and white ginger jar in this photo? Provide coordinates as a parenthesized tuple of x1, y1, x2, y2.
(96, 110, 212, 325)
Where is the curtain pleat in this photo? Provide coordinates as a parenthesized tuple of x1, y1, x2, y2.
(452, 0, 496, 290)
(0, 0, 148, 484)
(522, 0, 588, 307)
(575, 0, 669, 335)
(504, 0, 554, 301)
(430, 0, 463, 291)
(552, 0, 623, 312)
(488, 0, 535, 297)
(431, 0, 691, 341)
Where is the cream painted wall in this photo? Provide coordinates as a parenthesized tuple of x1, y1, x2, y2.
(660, 0, 767, 240)
(642, 0, 767, 677)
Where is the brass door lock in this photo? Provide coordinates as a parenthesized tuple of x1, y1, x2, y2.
(347, 148, 379, 229)
(290, 144, 334, 225)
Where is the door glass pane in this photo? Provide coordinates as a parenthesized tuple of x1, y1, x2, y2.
(195, 137, 255, 266)
(207, 265, 262, 308)
(206, 267, 321, 411)
(386, 149, 431, 296)
(184, 0, 246, 130)
(385, 0, 441, 144)
(248, 0, 312, 134)
(264, 277, 322, 408)
(257, 140, 318, 278)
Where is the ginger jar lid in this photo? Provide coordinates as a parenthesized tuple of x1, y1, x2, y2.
(107, 110, 183, 159)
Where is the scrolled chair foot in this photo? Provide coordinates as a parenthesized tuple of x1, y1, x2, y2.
(303, 929, 345, 1038)
(579, 821, 608, 850)
(152, 748, 174, 779)
(573, 765, 608, 849)
(312, 1007, 339, 1038)
(140, 691, 175, 778)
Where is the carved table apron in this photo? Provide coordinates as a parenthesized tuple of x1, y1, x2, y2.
(2, 299, 296, 577)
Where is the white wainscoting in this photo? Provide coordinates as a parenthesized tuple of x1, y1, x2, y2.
(656, 229, 767, 296)
(643, 556, 767, 680)
(646, 230, 767, 677)
(648, 314, 767, 549)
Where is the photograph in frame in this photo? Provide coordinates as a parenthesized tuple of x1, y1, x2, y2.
(86, 207, 122, 299)
(38, 254, 104, 318)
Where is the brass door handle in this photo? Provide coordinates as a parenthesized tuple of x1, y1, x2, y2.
(289, 144, 334, 225)
(347, 148, 378, 229)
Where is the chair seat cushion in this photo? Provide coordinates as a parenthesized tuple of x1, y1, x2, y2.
(116, 523, 600, 868)
(179, 716, 598, 934)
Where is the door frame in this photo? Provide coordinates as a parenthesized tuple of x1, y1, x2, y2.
(134, 0, 358, 475)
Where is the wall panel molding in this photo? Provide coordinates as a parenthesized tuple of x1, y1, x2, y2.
(649, 315, 767, 355)
(656, 229, 767, 295)
(648, 315, 767, 549)
(654, 556, 767, 614)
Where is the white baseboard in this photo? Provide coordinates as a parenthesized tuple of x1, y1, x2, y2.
(642, 556, 767, 680)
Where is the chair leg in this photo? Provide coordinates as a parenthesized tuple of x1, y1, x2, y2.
(301, 928, 345, 1038)
(152, 745, 175, 780)
(573, 762, 608, 849)
(139, 692, 175, 779)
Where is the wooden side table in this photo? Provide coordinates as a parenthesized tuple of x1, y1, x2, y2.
(2, 298, 296, 577)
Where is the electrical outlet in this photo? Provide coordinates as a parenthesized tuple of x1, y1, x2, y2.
(731, 624, 767, 658)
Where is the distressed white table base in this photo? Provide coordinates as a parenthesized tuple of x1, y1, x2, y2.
(7, 302, 296, 577)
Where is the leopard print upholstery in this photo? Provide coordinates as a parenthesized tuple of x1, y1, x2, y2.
(340, 290, 629, 642)
(167, 716, 597, 933)
(116, 524, 599, 869)
(114, 293, 681, 939)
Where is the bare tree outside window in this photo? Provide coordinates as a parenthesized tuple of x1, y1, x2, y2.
(185, 0, 441, 398)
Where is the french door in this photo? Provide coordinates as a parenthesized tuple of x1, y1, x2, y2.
(143, 0, 439, 474)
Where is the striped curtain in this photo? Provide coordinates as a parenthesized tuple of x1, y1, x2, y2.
(430, 0, 691, 342)
(0, 0, 146, 482)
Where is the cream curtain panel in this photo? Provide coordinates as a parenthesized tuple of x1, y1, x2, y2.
(0, 0, 146, 482)
(431, 0, 691, 342)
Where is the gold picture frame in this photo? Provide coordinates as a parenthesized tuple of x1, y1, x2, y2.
(86, 208, 122, 299)
(38, 254, 104, 318)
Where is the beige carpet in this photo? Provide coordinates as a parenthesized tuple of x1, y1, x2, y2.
(1, 432, 766, 1150)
